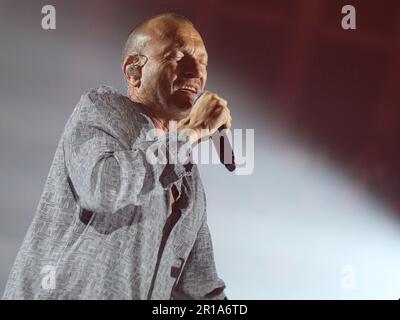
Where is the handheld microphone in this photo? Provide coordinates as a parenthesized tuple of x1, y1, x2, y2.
(194, 91, 236, 172)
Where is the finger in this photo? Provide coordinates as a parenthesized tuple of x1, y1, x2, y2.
(217, 98, 228, 107)
(225, 116, 232, 130)
(211, 105, 224, 118)
(196, 91, 212, 104)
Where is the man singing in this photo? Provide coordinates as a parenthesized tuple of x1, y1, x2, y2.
(2, 13, 231, 300)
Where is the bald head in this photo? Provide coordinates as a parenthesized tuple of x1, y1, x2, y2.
(122, 13, 194, 63)
(122, 13, 208, 121)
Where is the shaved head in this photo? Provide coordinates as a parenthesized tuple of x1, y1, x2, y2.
(122, 13, 194, 62)
(122, 13, 208, 122)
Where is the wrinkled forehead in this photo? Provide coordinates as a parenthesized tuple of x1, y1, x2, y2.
(145, 21, 207, 57)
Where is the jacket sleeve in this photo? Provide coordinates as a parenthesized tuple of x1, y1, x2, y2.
(171, 215, 227, 300)
(63, 99, 193, 214)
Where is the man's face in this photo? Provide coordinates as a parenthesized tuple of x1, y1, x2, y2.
(140, 22, 208, 120)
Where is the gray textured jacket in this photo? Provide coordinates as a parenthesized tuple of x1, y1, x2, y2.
(2, 85, 226, 300)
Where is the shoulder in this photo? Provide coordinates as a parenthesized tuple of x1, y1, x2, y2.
(74, 84, 152, 125)
(64, 85, 153, 146)
(85, 85, 127, 106)
(77, 85, 140, 119)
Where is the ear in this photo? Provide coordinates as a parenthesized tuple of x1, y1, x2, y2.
(122, 54, 143, 87)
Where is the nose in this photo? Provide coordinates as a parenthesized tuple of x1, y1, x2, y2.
(179, 56, 203, 79)
(182, 63, 202, 79)
(183, 68, 199, 78)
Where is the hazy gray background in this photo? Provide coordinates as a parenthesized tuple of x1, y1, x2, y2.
(1, 0, 400, 299)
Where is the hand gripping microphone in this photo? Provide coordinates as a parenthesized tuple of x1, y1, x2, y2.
(194, 92, 236, 172)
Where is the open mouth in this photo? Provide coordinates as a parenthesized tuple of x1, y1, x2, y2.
(177, 85, 198, 94)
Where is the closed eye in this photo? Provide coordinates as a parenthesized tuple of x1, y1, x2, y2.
(165, 51, 184, 61)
